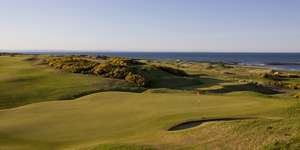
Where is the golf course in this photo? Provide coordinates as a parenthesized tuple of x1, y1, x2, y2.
(0, 54, 300, 150)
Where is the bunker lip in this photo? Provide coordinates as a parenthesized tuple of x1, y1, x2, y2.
(168, 117, 256, 131)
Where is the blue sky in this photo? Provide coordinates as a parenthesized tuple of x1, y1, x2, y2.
(0, 0, 299, 52)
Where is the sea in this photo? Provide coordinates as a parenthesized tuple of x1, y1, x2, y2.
(28, 52, 300, 71)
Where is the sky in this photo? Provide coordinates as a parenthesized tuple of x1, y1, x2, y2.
(0, 0, 300, 52)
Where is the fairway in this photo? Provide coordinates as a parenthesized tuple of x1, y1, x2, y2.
(0, 91, 295, 149)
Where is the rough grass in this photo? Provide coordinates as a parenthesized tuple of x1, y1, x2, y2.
(264, 137, 300, 150)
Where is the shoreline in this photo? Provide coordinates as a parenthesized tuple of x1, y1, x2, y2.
(1, 52, 300, 71)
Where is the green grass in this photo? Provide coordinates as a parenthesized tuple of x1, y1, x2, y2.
(0, 91, 297, 149)
(0, 56, 138, 109)
(1, 55, 300, 150)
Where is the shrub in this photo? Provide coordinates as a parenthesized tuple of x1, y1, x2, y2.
(108, 57, 143, 66)
(92, 62, 130, 79)
(109, 67, 129, 79)
(47, 56, 147, 87)
(92, 63, 114, 75)
(47, 57, 98, 74)
(125, 72, 146, 87)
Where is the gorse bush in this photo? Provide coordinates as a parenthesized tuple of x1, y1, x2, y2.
(47, 57, 147, 87)
(92, 58, 146, 86)
(108, 57, 144, 66)
(125, 72, 146, 87)
(93, 63, 129, 79)
(46, 56, 187, 87)
(48, 57, 98, 74)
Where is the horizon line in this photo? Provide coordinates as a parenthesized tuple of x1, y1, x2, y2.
(1, 49, 300, 53)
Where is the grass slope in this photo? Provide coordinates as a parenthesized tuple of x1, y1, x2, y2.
(0, 56, 138, 109)
(0, 91, 296, 150)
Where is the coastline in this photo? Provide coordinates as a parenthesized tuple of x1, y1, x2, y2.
(1, 52, 300, 71)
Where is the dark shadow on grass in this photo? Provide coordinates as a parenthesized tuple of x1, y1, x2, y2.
(144, 70, 224, 90)
(149, 76, 224, 90)
(147, 76, 203, 89)
(6, 76, 41, 83)
(59, 87, 146, 100)
(205, 83, 283, 95)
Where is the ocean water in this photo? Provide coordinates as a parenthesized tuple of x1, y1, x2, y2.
(31, 52, 300, 71)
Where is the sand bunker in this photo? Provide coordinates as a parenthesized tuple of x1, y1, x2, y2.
(168, 117, 255, 131)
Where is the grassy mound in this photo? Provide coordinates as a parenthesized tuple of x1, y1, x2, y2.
(0, 56, 138, 109)
(46, 56, 192, 88)
(0, 55, 202, 109)
(155, 65, 188, 76)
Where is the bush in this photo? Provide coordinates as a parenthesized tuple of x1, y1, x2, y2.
(108, 57, 143, 66)
(125, 72, 146, 87)
(109, 67, 129, 79)
(92, 63, 114, 75)
(47, 57, 98, 74)
(92, 61, 130, 79)
(46, 56, 147, 87)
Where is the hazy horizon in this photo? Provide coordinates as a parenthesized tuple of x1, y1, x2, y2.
(1, 0, 300, 52)
(2, 49, 300, 53)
